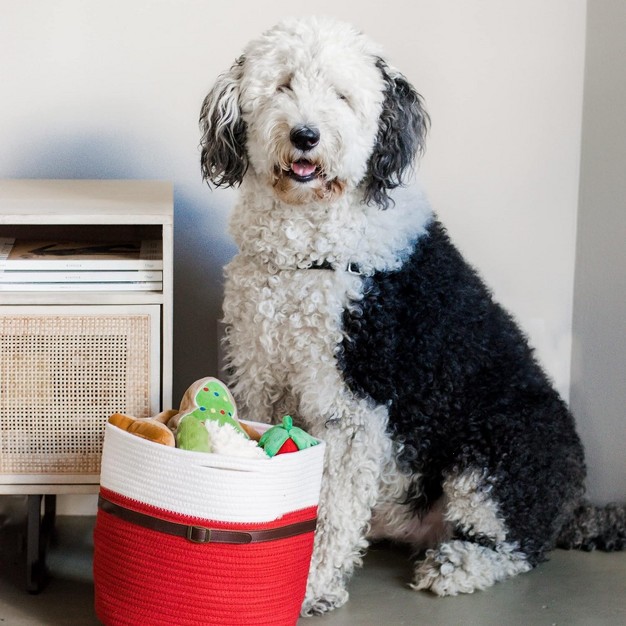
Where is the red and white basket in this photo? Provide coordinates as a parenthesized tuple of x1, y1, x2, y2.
(93, 421, 325, 626)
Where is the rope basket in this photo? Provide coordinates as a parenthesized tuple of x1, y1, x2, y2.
(93, 422, 325, 626)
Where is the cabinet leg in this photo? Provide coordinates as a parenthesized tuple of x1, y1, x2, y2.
(42, 494, 57, 535)
(26, 494, 55, 594)
(26, 495, 43, 593)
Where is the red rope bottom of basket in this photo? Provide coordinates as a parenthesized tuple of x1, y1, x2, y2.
(94, 487, 317, 626)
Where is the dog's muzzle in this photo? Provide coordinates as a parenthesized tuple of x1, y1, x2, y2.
(288, 125, 321, 182)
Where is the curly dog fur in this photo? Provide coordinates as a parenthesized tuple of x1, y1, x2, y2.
(199, 16, 626, 616)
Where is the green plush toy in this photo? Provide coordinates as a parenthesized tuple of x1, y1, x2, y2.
(169, 377, 251, 453)
(258, 416, 319, 457)
(176, 415, 213, 452)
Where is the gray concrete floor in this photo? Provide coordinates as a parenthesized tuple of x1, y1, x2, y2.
(1, 499, 626, 625)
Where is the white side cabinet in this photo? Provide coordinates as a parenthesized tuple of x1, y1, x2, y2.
(0, 180, 173, 590)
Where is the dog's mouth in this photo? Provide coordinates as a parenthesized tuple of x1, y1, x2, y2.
(287, 159, 320, 183)
(273, 156, 345, 204)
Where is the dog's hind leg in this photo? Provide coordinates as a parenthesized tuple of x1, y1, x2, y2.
(301, 400, 391, 616)
(411, 469, 532, 595)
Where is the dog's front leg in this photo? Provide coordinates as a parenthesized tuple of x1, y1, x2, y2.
(301, 403, 389, 616)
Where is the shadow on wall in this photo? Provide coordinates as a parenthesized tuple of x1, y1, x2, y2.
(6, 131, 151, 181)
(4, 130, 237, 407)
(172, 184, 237, 404)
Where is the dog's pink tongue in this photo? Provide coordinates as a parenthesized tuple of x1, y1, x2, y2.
(291, 160, 316, 177)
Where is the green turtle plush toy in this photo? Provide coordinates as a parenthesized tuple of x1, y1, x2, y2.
(167, 377, 267, 459)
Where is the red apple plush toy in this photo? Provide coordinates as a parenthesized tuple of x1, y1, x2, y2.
(258, 415, 319, 457)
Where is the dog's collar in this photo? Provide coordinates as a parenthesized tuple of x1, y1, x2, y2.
(307, 260, 362, 275)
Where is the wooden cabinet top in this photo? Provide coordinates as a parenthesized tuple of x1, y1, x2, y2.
(0, 180, 173, 225)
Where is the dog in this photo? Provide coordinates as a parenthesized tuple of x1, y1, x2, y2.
(199, 16, 626, 616)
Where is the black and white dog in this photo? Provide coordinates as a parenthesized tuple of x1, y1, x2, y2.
(199, 16, 626, 616)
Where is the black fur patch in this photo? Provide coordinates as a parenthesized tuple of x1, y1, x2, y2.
(361, 59, 430, 210)
(199, 56, 248, 188)
(338, 219, 586, 563)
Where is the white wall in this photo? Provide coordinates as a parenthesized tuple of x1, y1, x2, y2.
(1, 1, 589, 512)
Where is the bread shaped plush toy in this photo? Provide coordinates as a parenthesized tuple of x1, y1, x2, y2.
(108, 410, 178, 447)
(167, 377, 267, 459)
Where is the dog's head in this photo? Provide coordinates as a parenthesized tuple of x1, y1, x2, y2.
(200, 17, 429, 208)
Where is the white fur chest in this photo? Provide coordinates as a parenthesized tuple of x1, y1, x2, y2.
(223, 254, 362, 424)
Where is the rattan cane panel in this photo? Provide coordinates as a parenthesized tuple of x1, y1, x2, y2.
(0, 315, 152, 475)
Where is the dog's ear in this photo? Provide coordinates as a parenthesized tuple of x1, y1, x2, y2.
(363, 58, 430, 209)
(199, 55, 248, 188)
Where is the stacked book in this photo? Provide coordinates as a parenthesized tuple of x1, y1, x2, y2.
(0, 238, 163, 291)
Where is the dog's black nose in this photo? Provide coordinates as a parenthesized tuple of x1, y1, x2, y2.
(290, 125, 320, 151)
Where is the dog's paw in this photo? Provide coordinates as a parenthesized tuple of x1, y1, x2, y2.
(300, 588, 349, 616)
(411, 540, 531, 596)
(411, 544, 471, 596)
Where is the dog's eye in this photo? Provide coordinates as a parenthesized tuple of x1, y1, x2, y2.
(277, 80, 292, 93)
(333, 89, 350, 106)
(338, 93, 353, 109)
